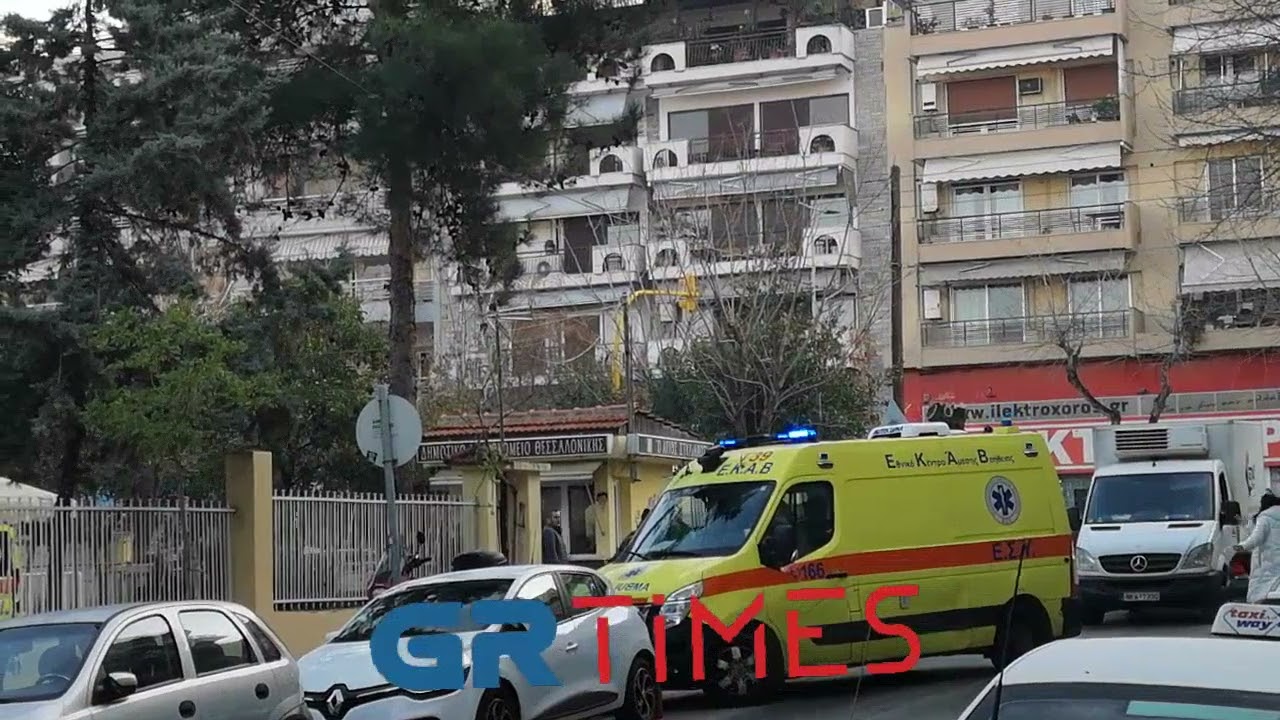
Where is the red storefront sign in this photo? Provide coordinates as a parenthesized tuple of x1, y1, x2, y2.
(1018, 411, 1280, 473)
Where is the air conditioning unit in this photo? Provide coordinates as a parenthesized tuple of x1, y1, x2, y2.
(919, 82, 938, 112)
(1018, 77, 1043, 96)
(922, 288, 943, 320)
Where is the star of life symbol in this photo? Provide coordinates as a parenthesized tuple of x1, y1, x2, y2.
(985, 476, 1020, 525)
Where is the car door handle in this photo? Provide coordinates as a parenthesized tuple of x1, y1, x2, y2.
(179, 700, 196, 718)
(255, 683, 270, 699)
(565, 642, 579, 653)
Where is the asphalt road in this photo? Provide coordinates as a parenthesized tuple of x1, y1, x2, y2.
(661, 610, 1209, 720)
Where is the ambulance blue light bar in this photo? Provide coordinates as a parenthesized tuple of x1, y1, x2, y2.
(716, 427, 818, 449)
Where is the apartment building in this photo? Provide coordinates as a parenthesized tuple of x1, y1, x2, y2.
(442, 0, 892, 394)
(885, 0, 1280, 502)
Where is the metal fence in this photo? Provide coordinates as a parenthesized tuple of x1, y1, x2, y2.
(271, 491, 478, 610)
(0, 498, 234, 617)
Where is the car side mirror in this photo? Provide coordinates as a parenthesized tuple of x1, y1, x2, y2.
(94, 671, 138, 704)
(415, 530, 426, 545)
(1066, 507, 1082, 533)
(1222, 500, 1242, 525)
(323, 630, 340, 643)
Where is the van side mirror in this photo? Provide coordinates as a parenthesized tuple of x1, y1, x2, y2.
(1222, 500, 1242, 525)
(1066, 507, 1082, 533)
(94, 671, 138, 704)
(757, 525, 796, 570)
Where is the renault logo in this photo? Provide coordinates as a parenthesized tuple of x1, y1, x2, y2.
(1130, 555, 1148, 572)
(325, 686, 347, 718)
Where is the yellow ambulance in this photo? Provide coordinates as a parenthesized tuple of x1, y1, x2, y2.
(600, 421, 1081, 704)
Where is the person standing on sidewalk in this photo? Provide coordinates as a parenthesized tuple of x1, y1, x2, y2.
(542, 510, 568, 563)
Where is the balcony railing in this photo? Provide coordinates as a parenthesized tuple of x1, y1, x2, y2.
(1177, 191, 1277, 223)
(911, 0, 1115, 34)
(1188, 289, 1280, 330)
(919, 203, 1127, 243)
(686, 128, 842, 164)
(348, 278, 435, 301)
(913, 96, 1120, 138)
(687, 32, 792, 68)
(1173, 78, 1280, 115)
(923, 309, 1136, 347)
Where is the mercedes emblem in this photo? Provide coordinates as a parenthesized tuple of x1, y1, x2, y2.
(325, 686, 347, 718)
(1130, 555, 1148, 572)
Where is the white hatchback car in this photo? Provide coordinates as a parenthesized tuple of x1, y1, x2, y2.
(954, 603, 1280, 720)
(299, 565, 659, 720)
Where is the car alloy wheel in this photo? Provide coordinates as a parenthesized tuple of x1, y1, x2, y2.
(631, 664, 658, 719)
(482, 694, 516, 720)
(713, 643, 757, 697)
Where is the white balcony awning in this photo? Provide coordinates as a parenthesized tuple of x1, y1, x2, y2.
(916, 36, 1114, 78)
(1183, 240, 1280, 293)
(919, 249, 1128, 284)
(272, 232, 387, 262)
(1173, 20, 1280, 55)
(920, 143, 1123, 185)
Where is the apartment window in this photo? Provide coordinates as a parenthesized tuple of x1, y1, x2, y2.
(1201, 53, 1258, 82)
(951, 284, 1025, 345)
(1208, 156, 1264, 219)
(1068, 276, 1130, 338)
(761, 197, 808, 255)
(510, 314, 601, 377)
(945, 77, 1016, 126)
(1070, 173, 1126, 208)
(806, 195, 851, 227)
(669, 105, 754, 163)
(1063, 64, 1119, 103)
(759, 95, 849, 156)
(951, 182, 1022, 239)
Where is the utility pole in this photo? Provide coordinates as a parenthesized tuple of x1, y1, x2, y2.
(889, 164, 904, 409)
(623, 296, 637, 485)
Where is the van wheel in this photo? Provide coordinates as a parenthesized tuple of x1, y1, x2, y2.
(475, 686, 520, 720)
(616, 655, 660, 720)
(990, 606, 1041, 670)
(701, 627, 783, 705)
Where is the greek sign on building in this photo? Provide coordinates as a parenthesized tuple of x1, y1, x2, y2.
(418, 434, 611, 464)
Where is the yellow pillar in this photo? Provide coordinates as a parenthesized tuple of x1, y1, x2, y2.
(505, 463, 545, 564)
(459, 466, 500, 553)
(225, 451, 273, 614)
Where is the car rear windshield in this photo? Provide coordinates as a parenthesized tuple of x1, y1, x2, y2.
(0, 622, 100, 703)
(1085, 472, 1215, 523)
(963, 682, 1280, 720)
(628, 481, 776, 560)
(332, 578, 514, 643)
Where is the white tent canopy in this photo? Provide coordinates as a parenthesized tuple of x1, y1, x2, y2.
(0, 478, 57, 505)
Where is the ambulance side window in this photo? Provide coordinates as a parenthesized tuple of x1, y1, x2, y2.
(766, 482, 834, 560)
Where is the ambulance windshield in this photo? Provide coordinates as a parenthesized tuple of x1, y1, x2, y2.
(629, 481, 775, 559)
(1084, 472, 1215, 524)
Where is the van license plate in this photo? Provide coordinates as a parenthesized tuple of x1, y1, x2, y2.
(1122, 592, 1160, 602)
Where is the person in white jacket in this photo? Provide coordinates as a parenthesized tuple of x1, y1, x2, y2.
(1234, 492, 1280, 603)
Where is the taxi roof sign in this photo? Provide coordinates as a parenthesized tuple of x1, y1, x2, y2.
(1211, 603, 1280, 639)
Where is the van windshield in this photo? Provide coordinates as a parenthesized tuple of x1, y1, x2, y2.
(1084, 472, 1215, 523)
(629, 481, 775, 559)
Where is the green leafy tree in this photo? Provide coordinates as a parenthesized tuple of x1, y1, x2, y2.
(259, 0, 649, 420)
(84, 301, 255, 498)
(222, 263, 388, 491)
(1, 0, 278, 497)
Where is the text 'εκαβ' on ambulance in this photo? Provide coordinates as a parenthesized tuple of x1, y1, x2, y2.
(1074, 421, 1268, 625)
(599, 422, 1081, 705)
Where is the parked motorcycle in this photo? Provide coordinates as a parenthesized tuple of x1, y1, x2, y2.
(366, 530, 431, 599)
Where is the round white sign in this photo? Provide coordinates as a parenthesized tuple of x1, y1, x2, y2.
(355, 394, 423, 468)
(984, 476, 1021, 525)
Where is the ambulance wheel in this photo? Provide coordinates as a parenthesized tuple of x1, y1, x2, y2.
(616, 654, 660, 720)
(701, 625, 783, 705)
(475, 685, 520, 720)
(990, 604, 1043, 671)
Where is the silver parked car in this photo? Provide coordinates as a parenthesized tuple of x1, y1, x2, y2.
(0, 601, 304, 720)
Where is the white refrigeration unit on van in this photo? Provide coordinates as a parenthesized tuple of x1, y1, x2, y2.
(1074, 420, 1267, 624)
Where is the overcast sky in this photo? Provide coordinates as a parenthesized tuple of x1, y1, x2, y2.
(1, 0, 71, 20)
